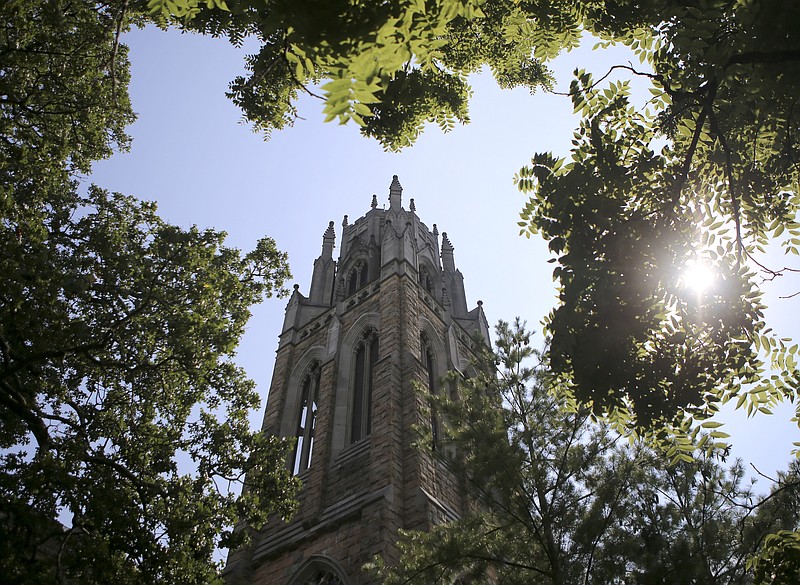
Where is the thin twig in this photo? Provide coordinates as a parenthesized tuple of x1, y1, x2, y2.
(552, 62, 661, 97)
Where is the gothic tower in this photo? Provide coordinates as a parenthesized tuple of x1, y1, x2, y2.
(224, 176, 490, 585)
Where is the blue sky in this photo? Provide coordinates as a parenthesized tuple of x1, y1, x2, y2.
(89, 25, 798, 484)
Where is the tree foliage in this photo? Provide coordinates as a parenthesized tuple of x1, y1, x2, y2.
(138, 1, 800, 570)
(1, 2, 298, 583)
(371, 320, 800, 584)
(1, 0, 136, 215)
(144, 0, 554, 149)
(517, 81, 767, 431)
(5, 0, 800, 579)
(515, 0, 800, 433)
(140, 0, 800, 434)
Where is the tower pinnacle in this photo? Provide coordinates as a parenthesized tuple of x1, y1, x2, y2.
(389, 174, 402, 211)
(322, 220, 335, 259)
(441, 232, 455, 273)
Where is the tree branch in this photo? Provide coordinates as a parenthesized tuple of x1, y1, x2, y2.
(84, 453, 167, 498)
(0, 378, 51, 450)
(725, 50, 800, 70)
(110, 0, 130, 102)
(707, 108, 744, 264)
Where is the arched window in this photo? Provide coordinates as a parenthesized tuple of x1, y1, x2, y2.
(421, 335, 439, 448)
(351, 330, 378, 443)
(289, 557, 349, 585)
(346, 260, 369, 296)
(292, 364, 320, 474)
(419, 266, 434, 294)
(301, 570, 343, 585)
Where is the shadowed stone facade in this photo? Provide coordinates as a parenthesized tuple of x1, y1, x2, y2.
(224, 176, 490, 585)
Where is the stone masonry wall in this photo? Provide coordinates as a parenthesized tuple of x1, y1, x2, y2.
(229, 266, 479, 585)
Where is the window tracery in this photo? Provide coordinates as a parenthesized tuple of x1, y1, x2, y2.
(351, 328, 378, 444)
(301, 570, 343, 585)
(288, 557, 349, 585)
(292, 363, 321, 474)
(418, 266, 435, 294)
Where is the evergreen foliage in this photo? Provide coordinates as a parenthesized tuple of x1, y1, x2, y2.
(371, 320, 800, 584)
(143, 0, 800, 577)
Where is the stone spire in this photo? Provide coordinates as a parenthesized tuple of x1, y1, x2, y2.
(371, 194, 378, 209)
(439, 232, 468, 316)
(389, 175, 402, 211)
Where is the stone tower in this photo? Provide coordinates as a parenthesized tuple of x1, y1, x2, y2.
(224, 176, 490, 585)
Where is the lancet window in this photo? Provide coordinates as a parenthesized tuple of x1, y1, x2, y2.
(421, 334, 439, 449)
(351, 329, 378, 443)
(292, 364, 321, 475)
(346, 260, 369, 296)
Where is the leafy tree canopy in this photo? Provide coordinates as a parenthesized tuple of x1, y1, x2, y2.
(141, 0, 800, 435)
(4, 0, 800, 579)
(371, 320, 800, 584)
(144, 0, 555, 148)
(515, 0, 800, 436)
(2, 1, 298, 583)
(1, 188, 297, 584)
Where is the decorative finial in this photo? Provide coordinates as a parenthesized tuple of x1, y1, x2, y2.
(293, 284, 300, 291)
(440, 232, 455, 272)
(321, 221, 336, 258)
(342, 214, 349, 227)
(371, 194, 378, 209)
(441, 232, 453, 252)
(477, 300, 483, 307)
(433, 223, 438, 237)
(410, 198, 416, 212)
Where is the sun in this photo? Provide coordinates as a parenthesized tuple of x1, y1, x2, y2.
(681, 259, 716, 295)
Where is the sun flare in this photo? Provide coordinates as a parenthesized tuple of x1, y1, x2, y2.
(682, 260, 716, 295)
